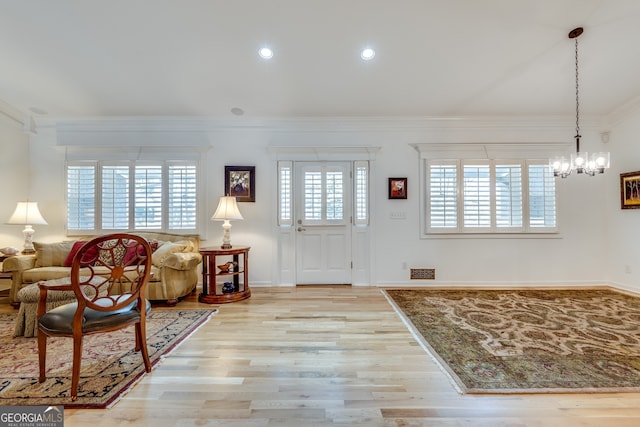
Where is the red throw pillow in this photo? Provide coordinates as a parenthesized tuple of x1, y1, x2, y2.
(63, 241, 100, 267)
(63, 241, 85, 267)
(122, 240, 145, 265)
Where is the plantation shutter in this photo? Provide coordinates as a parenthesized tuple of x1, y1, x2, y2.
(326, 170, 344, 221)
(168, 164, 197, 229)
(495, 163, 523, 229)
(67, 164, 96, 231)
(354, 161, 369, 225)
(463, 163, 491, 229)
(278, 161, 293, 226)
(134, 165, 163, 229)
(428, 162, 458, 230)
(101, 164, 130, 230)
(528, 163, 557, 229)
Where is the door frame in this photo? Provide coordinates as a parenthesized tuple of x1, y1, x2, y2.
(269, 146, 379, 287)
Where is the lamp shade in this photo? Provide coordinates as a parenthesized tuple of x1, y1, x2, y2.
(211, 196, 243, 221)
(7, 202, 47, 225)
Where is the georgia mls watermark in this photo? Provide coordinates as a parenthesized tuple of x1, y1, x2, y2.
(0, 406, 63, 427)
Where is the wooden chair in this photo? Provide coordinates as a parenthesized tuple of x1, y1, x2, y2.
(36, 233, 153, 401)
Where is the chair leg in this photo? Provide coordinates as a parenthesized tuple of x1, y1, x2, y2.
(135, 326, 141, 352)
(38, 330, 47, 383)
(70, 336, 84, 401)
(136, 321, 151, 372)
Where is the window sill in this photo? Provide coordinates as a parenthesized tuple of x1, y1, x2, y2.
(422, 232, 561, 240)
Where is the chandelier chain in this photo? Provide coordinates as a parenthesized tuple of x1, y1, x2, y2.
(574, 36, 580, 145)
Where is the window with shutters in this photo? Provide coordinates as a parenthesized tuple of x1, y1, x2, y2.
(66, 160, 198, 234)
(426, 159, 556, 234)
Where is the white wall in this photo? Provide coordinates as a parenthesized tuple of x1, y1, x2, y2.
(8, 116, 616, 287)
(0, 114, 31, 250)
(604, 109, 640, 293)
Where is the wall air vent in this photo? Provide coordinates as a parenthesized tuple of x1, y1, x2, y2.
(410, 268, 435, 280)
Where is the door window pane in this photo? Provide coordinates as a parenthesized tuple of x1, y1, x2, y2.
(326, 171, 344, 220)
(304, 171, 323, 221)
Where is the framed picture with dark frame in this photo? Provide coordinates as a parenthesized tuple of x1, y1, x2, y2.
(225, 166, 255, 202)
(388, 177, 407, 199)
(620, 170, 640, 209)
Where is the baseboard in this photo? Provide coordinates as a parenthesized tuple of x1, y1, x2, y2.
(374, 280, 611, 288)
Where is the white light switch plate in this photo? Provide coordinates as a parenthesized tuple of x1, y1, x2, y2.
(389, 211, 406, 220)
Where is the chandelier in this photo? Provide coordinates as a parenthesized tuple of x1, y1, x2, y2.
(550, 27, 610, 178)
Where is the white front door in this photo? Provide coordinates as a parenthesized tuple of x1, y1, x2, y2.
(295, 162, 352, 284)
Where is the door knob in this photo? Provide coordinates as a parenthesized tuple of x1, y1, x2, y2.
(297, 227, 306, 232)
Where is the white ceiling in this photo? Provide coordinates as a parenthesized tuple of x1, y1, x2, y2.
(1, 0, 640, 121)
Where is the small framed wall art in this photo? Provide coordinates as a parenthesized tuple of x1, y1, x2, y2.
(620, 170, 640, 209)
(225, 166, 255, 202)
(388, 177, 407, 199)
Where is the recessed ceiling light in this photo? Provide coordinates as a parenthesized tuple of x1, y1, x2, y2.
(230, 107, 244, 116)
(258, 47, 273, 59)
(360, 48, 375, 60)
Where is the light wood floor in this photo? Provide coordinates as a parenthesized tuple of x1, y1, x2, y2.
(3, 285, 640, 426)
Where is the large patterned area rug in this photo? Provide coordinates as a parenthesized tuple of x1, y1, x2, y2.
(384, 288, 640, 394)
(0, 309, 216, 408)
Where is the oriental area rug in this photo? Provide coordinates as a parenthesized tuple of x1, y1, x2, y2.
(384, 288, 640, 394)
(0, 309, 216, 408)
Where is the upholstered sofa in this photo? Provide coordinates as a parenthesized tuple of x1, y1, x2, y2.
(4, 231, 201, 307)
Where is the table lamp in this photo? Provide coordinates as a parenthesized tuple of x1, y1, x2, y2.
(7, 201, 48, 254)
(211, 196, 243, 249)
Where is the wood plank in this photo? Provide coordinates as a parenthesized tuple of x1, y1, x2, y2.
(3, 285, 640, 426)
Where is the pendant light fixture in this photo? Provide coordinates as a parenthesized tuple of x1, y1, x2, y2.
(550, 27, 610, 178)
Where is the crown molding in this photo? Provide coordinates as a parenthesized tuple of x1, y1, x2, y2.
(0, 99, 26, 128)
(268, 145, 381, 161)
(412, 142, 573, 159)
(602, 95, 640, 128)
(43, 114, 605, 134)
